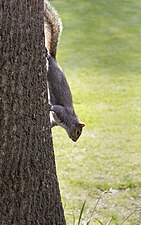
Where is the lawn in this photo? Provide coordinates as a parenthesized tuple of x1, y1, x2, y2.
(51, 0, 141, 224)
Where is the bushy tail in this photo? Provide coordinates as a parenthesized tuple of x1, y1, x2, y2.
(44, 1, 62, 59)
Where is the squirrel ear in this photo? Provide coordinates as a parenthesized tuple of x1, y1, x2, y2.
(79, 122, 85, 128)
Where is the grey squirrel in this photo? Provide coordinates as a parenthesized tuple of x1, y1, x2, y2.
(44, 2, 85, 142)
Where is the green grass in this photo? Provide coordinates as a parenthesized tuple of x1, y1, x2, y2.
(51, 0, 141, 224)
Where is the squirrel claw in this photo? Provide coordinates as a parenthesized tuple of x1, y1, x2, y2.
(44, 47, 50, 59)
(48, 103, 52, 111)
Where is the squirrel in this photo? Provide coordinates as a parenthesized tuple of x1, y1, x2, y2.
(44, 2, 85, 142)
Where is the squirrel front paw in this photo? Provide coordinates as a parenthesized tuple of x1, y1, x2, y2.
(50, 105, 55, 111)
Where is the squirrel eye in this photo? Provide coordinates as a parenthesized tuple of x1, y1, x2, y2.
(76, 129, 81, 136)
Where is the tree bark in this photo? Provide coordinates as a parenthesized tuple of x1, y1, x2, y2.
(0, 0, 66, 224)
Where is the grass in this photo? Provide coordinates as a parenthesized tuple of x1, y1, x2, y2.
(50, 0, 141, 224)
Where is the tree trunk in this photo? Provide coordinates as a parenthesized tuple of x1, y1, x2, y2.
(0, 0, 66, 224)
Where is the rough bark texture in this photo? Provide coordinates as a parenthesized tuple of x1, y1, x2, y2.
(0, 0, 66, 224)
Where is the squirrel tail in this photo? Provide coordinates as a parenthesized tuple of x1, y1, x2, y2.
(44, 1, 62, 59)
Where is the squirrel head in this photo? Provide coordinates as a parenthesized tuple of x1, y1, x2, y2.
(68, 122, 85, 142)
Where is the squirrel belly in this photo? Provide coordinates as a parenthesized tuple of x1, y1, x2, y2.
(44, 2, 85, 141)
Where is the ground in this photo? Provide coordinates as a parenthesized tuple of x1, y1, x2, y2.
(51, 1, 141, 224)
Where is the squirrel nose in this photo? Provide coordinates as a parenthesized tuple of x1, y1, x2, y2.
(71, 137, 77, 142)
